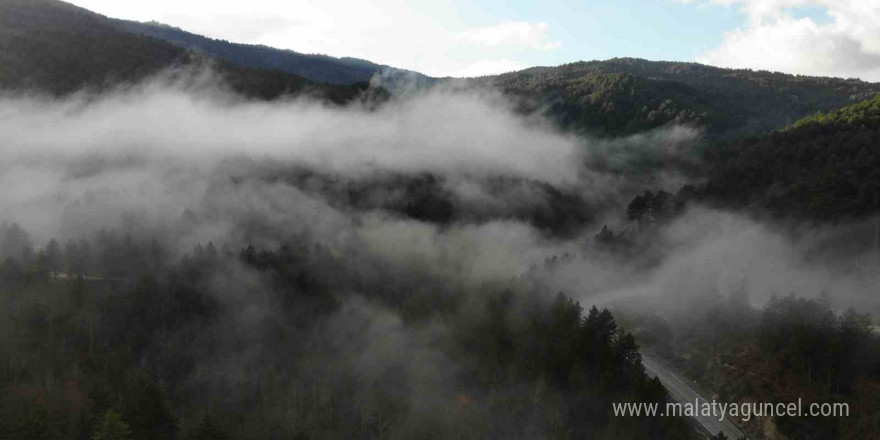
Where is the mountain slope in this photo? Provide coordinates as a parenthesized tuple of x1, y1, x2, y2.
(0, 0, 184, 94)
(115, 20, 434, 89)
(483, 58, 880, 138)
(0, 0, 371, 102)
(700, 95, 880, 220)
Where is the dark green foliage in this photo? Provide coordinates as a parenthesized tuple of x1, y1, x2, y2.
(92, 410, 131, 440)
(122, 385, 177, 440)
(0, 224, 695, 440)
(453, 292, 691, 439)
(0, 0, 183, 95)
(759, 295, 875, 396)
(625, 290, 879, 440)
(789, 95, 880, 130)
(626, 190, 686, 225)
(701, 95, 880, 220)
(754, 296, 875, 440)
(483, 58, 880, 138)
(0, 398, 51, 440)
(0, 0, 374, 103)
(260, 168, 594, 236)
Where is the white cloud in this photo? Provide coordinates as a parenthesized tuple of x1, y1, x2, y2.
(456, 21, 562, 51)
(157, 14, 303, 42)
(711, 0, 814, 24)
(66, 1, 559, 78)
(435, 59, 527, 78)
(692, 0, 880, 80)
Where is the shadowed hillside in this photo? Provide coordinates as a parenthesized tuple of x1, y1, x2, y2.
(0, 0, 374, 102)
(115, 19, 434, 90)
(700, 95, 880, 220)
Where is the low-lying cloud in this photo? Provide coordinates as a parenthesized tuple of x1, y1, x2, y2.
(1, 70, 876, 315)
(688, 0, 880, 81)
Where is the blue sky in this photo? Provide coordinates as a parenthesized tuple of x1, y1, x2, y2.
(454, 0, 741, 64)
(68, 0, 880, 80)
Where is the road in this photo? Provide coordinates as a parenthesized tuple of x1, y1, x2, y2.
(641, 353, 746, 439)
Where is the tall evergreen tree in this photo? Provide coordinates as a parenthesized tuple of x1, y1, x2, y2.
(92, 410, 131, 440)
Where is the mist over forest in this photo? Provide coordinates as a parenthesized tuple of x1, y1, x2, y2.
(2, 68, 877, 440)
(2, 1, 880, 440)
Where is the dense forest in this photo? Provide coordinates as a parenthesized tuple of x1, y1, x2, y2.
(6, 0, 880, 139)
(8, 0, 880, 139)
(700, 95, 880, 221)
(484, 58, 880, 138)
(0, 0, 373, 102)
(618, 286, 879, 440)
(0, 222, 694, 440)
(236, 168, 597, 238)
(2, 1, 880, 439)
(115, 20, 432, 89)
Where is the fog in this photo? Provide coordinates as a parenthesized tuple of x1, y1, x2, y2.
(1, 69, 877, 438)
(2, 69, 877, 318)
(1, 79, 581, 182)
(541, 208, 880, 315)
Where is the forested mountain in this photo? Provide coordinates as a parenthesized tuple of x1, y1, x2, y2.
(619, 289, 879, 440)
(98, 20, 880, 142)
(8, 0, 879, 139)
(483, 58, 880, 138)
(115, 20, 434, 89)
(0, 222, 696, 440)
(700, 95, 880, 221)
(3, 2, 879, 439)
(8, 0, 878, 139)
(0, 0, 372, 102)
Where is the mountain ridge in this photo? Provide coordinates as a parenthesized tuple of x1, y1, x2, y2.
(699, 94, 880, 220)
(0, 0, 375, 102)
(4, 0, 880, 140)
(115, 19, 435, 91)
(482, 57, 880, 137)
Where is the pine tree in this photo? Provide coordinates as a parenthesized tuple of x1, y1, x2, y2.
(615, 333, 641, 368)
(92, 410, 131, 440)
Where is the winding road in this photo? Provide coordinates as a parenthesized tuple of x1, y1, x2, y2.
(641, 353, 746, 439)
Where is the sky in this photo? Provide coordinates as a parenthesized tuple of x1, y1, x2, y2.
(67, 0, 880, 80)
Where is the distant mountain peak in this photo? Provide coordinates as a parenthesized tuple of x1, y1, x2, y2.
(117, 19, 435, 89)
(0, 0, 377, 102)
(482, 58, 880, 138)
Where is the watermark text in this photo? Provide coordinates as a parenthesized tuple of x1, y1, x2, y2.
(612, 398, 849, 422)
